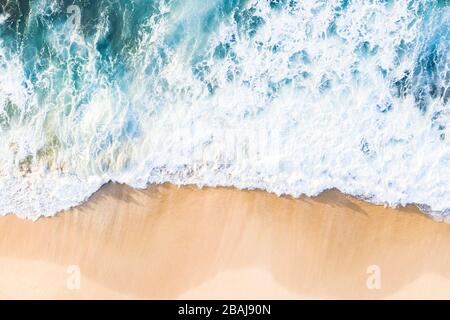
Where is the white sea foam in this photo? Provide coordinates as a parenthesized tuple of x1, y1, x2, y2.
(0, 0, 449, 220)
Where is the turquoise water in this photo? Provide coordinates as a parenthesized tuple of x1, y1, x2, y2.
(0, 0, 449, 220)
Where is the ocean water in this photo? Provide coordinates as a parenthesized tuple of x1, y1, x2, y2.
(0, 0, 449, 220)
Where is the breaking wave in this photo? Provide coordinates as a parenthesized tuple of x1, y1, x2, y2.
(0, 0, 449, 220)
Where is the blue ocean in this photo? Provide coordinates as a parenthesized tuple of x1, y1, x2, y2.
(0, 0, 449, 220)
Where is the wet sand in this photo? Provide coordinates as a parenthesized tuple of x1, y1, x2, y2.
(0, 183, 449, 299)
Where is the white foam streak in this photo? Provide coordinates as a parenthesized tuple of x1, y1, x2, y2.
(0, 0, 449, 220)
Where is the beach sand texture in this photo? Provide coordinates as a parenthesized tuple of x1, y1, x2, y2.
(0, 183, 449, 299)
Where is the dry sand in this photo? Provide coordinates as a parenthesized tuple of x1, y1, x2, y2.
(0, 183, 449, 299)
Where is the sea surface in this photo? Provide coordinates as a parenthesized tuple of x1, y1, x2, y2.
(0, 0, 449, 220)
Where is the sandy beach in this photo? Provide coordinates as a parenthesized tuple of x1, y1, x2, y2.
(0, 183, 449, 299)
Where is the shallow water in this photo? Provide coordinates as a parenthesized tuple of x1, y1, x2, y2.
(0, 0, 449, 220)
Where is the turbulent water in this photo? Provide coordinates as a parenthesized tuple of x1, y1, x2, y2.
(0, 0, 449, 220)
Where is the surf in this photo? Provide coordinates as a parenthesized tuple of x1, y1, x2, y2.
(0, 0, 448, 220)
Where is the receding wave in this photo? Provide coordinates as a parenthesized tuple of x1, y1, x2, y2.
(0, 0, 449, 220)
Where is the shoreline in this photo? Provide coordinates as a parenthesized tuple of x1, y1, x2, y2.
(0, 183, 449, 299)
